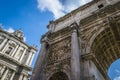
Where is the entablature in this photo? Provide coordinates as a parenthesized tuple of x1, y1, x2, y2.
(80, 1, 120, 27)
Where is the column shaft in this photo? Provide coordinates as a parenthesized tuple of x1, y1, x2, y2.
(28, 52, 33, 66)
(29, 52, 35, 66)
(25, 51, 32, 66)
(11, 45, 19, 57)
(10, 71, 15, 80)
(31, 42, 47, 80)
(0, 38, 7, 51)
(23, 76, 28, 80)
(1, 68, 9, 80)
(2, 40, 10, 53)
(71, 30, 80, 80)
(20, 49, 26, 62)
(0, 66, 6, 75)
(19, 74, 23, 80)
(14, 46, 21, 58)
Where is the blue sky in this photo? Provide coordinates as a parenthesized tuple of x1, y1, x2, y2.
(0, 0, 120, 80)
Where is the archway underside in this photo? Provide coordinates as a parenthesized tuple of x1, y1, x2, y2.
(91, 22, 120, 79)
(49, 72, 69, 80)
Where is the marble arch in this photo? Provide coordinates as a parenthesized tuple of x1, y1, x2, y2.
(31, 0, 120, 80)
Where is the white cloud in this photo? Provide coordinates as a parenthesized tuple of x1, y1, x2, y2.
(115, 69, 120, 73)
(63, 0, 92, 12)
(5, 27, 15, 33)
(37, 0, 65, 19)
(37, 0, 92, 19)
(114, 76, 120, 80)
(113, 69, 120, 80)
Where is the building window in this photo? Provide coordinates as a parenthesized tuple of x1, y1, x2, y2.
(5, 47, 13, 54)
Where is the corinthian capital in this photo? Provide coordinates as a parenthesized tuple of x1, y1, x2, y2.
(70, 22, 79, 32)
(70, 22, 79, 34)
(40, 31, 51, 44)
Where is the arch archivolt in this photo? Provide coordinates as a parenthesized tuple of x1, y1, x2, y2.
(87, 27, 106, 53)
(81, 24, 109, 54)
(83, 20, 120, 79)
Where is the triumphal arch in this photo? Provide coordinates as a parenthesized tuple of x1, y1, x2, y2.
(31, 0, 120, 80)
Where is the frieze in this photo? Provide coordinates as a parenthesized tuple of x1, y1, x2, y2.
(49, 26, 71, 41)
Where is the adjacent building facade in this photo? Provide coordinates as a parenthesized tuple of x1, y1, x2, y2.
(0, 27, 37, 80)
(31, 0, 120, 80)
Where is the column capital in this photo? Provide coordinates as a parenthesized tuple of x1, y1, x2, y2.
(70, 22, 79, 30)
(47, 20, 55, 32)
(72, 29, 77, 33)
(81, 53, 94, 61)
(40, 32, 51, 45)
(41, 36, 48, 43)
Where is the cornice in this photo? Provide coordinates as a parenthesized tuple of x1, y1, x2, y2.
(80, 2, 120, 27)
(54, 0, 98, 24)
(41, 22, 81, 45)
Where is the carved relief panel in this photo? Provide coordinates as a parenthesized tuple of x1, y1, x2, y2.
(46, 38, 71, 72)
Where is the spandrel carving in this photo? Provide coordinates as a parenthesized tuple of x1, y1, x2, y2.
(48, 38, 71, 64)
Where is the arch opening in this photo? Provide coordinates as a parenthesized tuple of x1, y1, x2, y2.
(91, 22, 120, 79)
(108, 59, 120, 80)
(49, 71, 69, 80)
